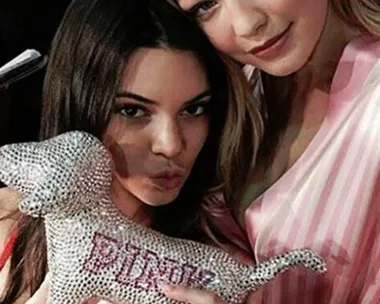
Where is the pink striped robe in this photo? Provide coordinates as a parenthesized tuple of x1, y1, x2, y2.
(242, 36, 380, 303)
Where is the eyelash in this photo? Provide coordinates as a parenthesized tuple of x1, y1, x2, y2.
(117, 105, 147, 119)
(181, 102, 210, 117)
(115, 102, 209, 120)
(189, 1, 218, 19)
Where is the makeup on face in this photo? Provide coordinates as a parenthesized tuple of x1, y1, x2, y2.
(105, 48, 211, 216)
(177, 0, 329, 76)
(248, 22, 293, 60)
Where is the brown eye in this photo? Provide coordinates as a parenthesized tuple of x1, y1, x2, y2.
(181, 102, 209, 117)
(118, 106, 146, 118)
(190, 1, 218, 18)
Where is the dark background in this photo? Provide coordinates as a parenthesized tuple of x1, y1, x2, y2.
(0, 0, 71, 146)
(0, 0, 71, 188)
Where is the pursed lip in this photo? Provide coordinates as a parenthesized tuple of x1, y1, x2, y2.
(149, 170, 185, 191)
(249, 23, 293, 55)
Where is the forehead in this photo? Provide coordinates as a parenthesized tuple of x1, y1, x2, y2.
(120, 48, 210, 105)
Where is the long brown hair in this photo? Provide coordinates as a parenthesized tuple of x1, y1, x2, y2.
(0, 0, 262, 302)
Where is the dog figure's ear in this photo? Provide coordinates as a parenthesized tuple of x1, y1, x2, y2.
(0, 131, 113, 217)
(18, 185, 75, 217)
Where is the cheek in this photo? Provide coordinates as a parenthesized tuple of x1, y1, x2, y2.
(261, 0, 326, 19)
(264, 0, 304, 15)
(105, 127, 150, 178)
(294, 0, 328, 48)
(202, 22, 241, 57)
(113, 143, 147, 177)
(296, 0, 327, 25)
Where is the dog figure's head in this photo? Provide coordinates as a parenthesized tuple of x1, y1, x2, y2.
(0, 131, 112, 217)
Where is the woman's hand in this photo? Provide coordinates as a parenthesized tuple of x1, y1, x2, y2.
(162, 284, 227, 304)
(25, 273, 262, 304)
(162, 283, 264, 304)
(161, 243, 265, 304)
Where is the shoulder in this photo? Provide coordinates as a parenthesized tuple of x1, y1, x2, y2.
(332, 35, 380, 102)
(0, 187, 20, 214)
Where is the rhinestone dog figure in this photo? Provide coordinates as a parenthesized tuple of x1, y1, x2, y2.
(0, 131, 327, 304)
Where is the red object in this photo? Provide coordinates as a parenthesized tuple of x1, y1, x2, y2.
(0, 220, 21, 272)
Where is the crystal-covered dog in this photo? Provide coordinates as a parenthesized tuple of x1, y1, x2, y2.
(0, 131, 327, 304)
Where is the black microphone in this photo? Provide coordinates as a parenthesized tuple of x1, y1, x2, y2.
(0, 49, 47, 90)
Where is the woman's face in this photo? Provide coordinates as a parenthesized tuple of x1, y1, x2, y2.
(176, 0, 329, 76)
(104, 48, 210, 215)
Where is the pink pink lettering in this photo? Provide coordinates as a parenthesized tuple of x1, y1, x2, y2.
(134, 250, 160, 291)
(182, 263, 199, 285)
(161, 258, 183, 285)
(83, 232, 120, 273)
(116, 244, 141, 286)
(83, 231, 217, 292)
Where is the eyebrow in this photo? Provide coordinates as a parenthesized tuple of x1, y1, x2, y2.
(115, 90, 211, 106)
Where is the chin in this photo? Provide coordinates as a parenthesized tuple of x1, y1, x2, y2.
(263, 61, 305, 77)
(251, 39, 317, 77)
(261, 64, 296, 77)
(140, 190, 181, 207)
(258, 52, 310, 77)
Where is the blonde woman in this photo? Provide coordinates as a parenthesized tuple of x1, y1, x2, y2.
(163, 0, 380, 303)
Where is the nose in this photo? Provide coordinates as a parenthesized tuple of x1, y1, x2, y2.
(228, 1, 267, 38)
(151, 118, 184, 159)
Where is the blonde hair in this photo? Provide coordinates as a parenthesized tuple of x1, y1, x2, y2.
(331, 0, 380, 35)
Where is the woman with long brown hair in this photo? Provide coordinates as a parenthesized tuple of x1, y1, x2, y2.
(163, 0, 380, 303)
(0, 0, 261, 303)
